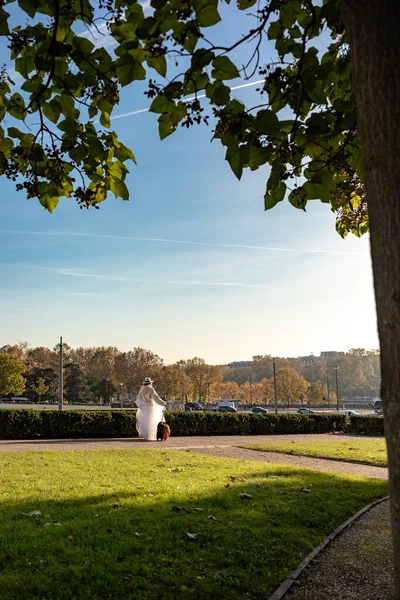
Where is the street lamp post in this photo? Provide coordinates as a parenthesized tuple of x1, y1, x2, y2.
(58, 336, 63, 412)
(273, 358, 278, 414)
(334, 366, 339, 411)
(119, 382, 123, 410)
(326, 373, 330, 407)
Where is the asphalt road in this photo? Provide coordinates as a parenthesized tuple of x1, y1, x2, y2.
(0, 403, 377, 414)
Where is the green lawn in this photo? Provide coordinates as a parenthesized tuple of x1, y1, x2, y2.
(240, 439, 388, 467)
(0, 450, 387, 600)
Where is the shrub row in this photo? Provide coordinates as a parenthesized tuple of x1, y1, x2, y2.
(347, 415, 384, 436)
(0, 409, 346, 440)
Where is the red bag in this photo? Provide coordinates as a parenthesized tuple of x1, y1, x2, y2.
(157, 421, 171, 441)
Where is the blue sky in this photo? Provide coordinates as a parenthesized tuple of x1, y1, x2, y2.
(0, 4, 378, 364)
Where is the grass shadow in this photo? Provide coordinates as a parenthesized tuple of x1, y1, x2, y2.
(0, 449, 388, 600)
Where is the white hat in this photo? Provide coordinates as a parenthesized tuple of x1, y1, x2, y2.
(143, 377, 153, 385)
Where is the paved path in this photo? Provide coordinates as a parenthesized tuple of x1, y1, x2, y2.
(0, 433, 373, 452)
(284, 499, 394, 600)
(0, 434, 387, 479)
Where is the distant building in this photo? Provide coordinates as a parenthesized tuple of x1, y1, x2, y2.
(300, 354, 318, 364)
(320, 351, 345, 360)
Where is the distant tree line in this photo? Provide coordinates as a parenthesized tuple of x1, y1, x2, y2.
(0, 343, 380, 405)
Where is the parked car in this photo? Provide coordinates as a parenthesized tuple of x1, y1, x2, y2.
(11, 397, 29, 403)
(297, 407, 316, 414)
(110, 399, 136, 409)
(339, 409, 359, 419)
(252, 407, 269, 414)
(212, 401, 238, 413)
(215, 405, 237, 413)
(185, 402, 204, 411)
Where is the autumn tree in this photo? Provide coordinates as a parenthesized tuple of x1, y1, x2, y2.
(308, 380, 328, 405)
(114, 347, 162, 396)
(180, 358, 222, 403)
(31, 377, 49, 402)
(260, 377, 274, 404)
(156, 365, 193, 401)
(276, 368, 309, 406)
(24, 346, 58, 371)
(214, 381, 241, 401)
(0, 353, 26, 397)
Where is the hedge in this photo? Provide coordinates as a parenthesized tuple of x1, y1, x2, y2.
(347, 415, 384, 436)
(0, 409, 346, 440)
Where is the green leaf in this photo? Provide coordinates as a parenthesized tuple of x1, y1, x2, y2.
(237, 0, 257, 9)
(110, 177, 129, 200)
(268, 21, 282, 40)
(206, 81, 231, 106)
(254, 109, 281, 135)
(288, 187, 308, 210)
(114, 143, 136, 164)
(147, 55, 167, 77)
(100, 111, 111, 129)
(42, 99, 62, 124)
(0, 7, 10, 35)
(149, 95, 174, 114)
(115, 55, 146, 86)
(264, 181, 286, 210)
(226, 145, 242, 180)
(17, 0, 36, 18)
(212, 56, 240, 80)
(8, 94, 26, 120)
(303, 182, 331, 203)
(191, 49, 215, 70)
(39, 194, 60, 213)
(158, 113, 176, 140)
(196, 5, 221, 27)
(7, 127, 22, 139)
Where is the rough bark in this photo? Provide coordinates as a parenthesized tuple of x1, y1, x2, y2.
(338, 0, 400, 596)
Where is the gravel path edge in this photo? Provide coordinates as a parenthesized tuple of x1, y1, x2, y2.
(268, 495, 390, 600)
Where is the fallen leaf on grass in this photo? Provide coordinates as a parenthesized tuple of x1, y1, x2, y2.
(208, 515, 217, 521)
(135, 532, 143, 537)
(44, 522, 62, 527)
(123, 573, 135, 580)
(21, 510, 41, 516)
(301, 488, 312, 493)
(190, 508, 203, 512)
(168, 468, 183, 473)
(267, 476, 278, 479)
(239, 493, 253, 500)
(186, 532, 199, 539)
(250, 482, 261, 487)
(229, 476, 246, 482)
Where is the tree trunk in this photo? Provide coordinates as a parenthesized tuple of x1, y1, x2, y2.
(338, 0, 400, 595)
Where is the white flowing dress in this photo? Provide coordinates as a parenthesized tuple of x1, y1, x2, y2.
(136, 385, 166, 441)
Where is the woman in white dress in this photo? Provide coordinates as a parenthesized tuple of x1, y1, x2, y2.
(136, 377, 167, 441)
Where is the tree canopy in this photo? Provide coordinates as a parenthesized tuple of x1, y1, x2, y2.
(0, 0, 365, 235)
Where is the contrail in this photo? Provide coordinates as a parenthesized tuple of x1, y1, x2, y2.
(111, 79, 265, 121)
(0, 229, 368, 256)
(19, 264, 272, 289)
